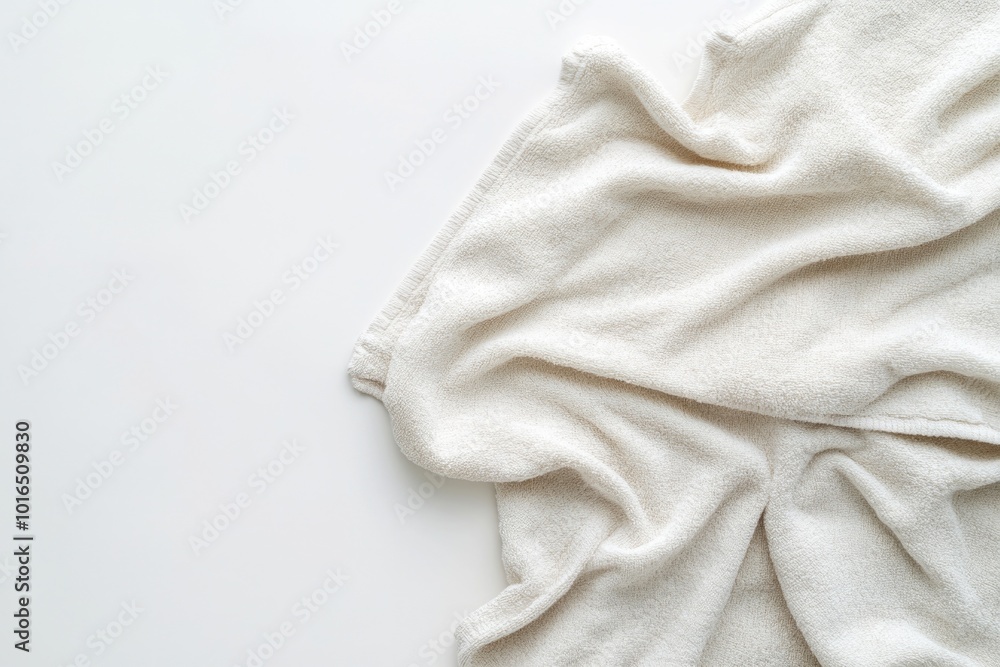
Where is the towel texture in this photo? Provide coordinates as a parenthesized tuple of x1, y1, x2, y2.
(349, 0, 1000, 664)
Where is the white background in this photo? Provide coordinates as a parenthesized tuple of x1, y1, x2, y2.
(0, 0, 762, 665)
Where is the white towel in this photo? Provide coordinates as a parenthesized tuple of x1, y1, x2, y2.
(348, 0, 1000, 663)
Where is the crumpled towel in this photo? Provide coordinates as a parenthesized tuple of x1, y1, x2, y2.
(348, 0, 1000, 664)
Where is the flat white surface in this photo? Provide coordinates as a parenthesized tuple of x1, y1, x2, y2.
(0, 0, 761, 665)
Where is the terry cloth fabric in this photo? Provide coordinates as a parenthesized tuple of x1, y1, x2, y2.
(348, 0, 1000, 664)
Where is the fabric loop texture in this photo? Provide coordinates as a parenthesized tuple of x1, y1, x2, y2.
(349, 0, 1000, 664)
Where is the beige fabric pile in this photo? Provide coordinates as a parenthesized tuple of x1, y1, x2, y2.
(350, 0, 1000, 663)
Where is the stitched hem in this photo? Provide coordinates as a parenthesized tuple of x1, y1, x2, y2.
(818, 413, 1000, 445)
